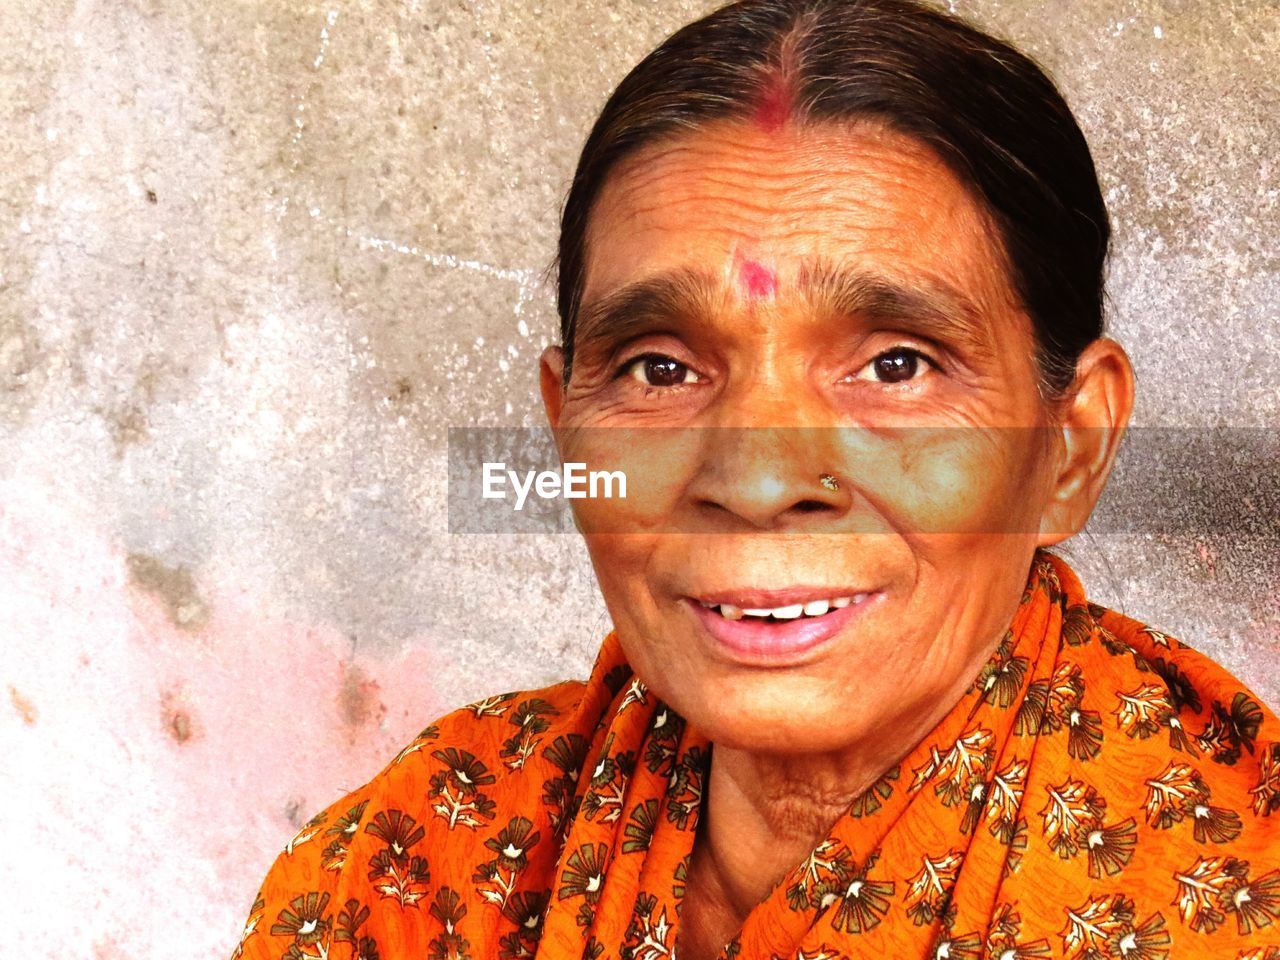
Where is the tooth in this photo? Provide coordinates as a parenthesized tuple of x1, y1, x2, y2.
(771, 604, 804, 619)
(699, 600, 715, 608)
(803, 599, 830, 616)
(851, 593, 868, 604)
(719, 603, 744, 621)
(831, 596, 852, 608)
(743, 608, 773, 618)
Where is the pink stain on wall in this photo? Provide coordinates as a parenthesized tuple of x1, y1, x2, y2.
(0, 486, 447, 959)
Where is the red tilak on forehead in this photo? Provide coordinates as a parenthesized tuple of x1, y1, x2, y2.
(753, 66, 797, 133)
(737, 258, 778, 301)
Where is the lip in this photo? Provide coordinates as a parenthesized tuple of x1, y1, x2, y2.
(692, 586, 871, 608)
(685, 590, 880, 665)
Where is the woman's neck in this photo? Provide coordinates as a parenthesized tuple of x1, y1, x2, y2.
(679, 651, 989, 957)
(698, 745, 888, 915)
(677, 746, 877, 960)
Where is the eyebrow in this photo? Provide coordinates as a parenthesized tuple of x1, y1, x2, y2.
(570, 259, 994, 371)
(571, 267, 724, 366)
(797, 259, 995, 361)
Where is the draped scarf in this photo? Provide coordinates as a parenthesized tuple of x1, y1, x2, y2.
(235, 549, 1280, 960)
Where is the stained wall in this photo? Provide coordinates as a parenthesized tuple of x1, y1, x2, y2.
(1, 1, 1276, 956)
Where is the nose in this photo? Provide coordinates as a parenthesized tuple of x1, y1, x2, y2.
(686, 375, 855, 530)
(688, 427, 851, 528)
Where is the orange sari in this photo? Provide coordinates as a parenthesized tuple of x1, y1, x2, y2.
(234, 550, 1280, 959)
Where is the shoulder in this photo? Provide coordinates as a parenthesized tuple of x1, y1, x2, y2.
(1067, 600, 1280, 841)
(234, 674, 598, 959)
(323, 672, 595, 847)
(1089, 602, 1277, 777)
(997, 596, 1280, 952)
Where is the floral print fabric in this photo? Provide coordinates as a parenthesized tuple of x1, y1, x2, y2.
(234, 549, 1280, 959)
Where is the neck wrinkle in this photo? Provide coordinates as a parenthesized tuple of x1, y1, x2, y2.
(696, 744, 880, 922)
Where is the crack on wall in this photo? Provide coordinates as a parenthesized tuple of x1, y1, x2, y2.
(160, 687, 196, 744)
(279, 8, 342, 223)
(9, 685, 38, 726)
(345, 224, 544, 322)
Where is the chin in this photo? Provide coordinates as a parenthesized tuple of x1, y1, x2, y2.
(682, 688, 875, 755)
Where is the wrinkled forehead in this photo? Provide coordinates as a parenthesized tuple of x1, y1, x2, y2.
(579, 119, 1019, 321)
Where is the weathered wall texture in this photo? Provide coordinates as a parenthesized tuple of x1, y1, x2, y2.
(1, 0, 1276, 956)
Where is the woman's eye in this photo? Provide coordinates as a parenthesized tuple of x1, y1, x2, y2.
(850, 347, 934, 384)
(623, 354, 700, 387)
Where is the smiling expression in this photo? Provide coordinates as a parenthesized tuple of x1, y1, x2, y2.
(541, 119, 1069, 755)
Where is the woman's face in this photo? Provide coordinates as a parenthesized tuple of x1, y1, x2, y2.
(542, 120, 1069, 755)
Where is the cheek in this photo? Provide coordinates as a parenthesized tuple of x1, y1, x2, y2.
(564, 428, 702, 654)
(580, 534, 696, 705)
(581, 534, 647, 616)
(845, 427, 1049, 536)
(559, 427, 701, 535)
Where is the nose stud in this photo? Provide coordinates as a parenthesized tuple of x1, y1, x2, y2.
(819, 473, 841, 492)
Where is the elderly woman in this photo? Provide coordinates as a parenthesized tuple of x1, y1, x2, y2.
(234, 1, 1279, 958)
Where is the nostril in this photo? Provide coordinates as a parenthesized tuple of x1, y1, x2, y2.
(793, 499, 832, 513)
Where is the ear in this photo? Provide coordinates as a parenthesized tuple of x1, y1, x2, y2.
(1037, 337, 1135, 545)
(539, 345, 566, 428)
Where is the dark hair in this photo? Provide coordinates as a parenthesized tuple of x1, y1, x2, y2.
(555, 0, 1110, 400)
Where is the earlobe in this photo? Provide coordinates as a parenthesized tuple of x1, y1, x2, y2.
(1037, 338, 1135, 546)
(540, 346, 566, 428)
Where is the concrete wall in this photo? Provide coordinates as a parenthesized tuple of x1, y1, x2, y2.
(1, 1, 1276, 957)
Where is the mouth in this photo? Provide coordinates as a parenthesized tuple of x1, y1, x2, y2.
(696, 591, 869, 622)
(684, 587, 879, 663)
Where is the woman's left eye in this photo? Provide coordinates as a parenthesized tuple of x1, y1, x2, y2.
(845, 347, 936, 384)
(621, 354, 701, 387)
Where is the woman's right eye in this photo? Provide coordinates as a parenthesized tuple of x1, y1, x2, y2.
(620, 354, 701, 388)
